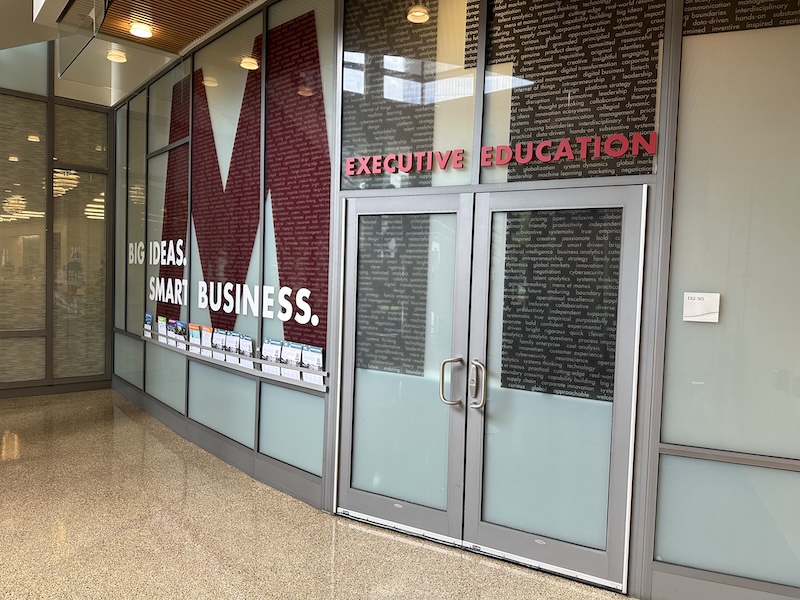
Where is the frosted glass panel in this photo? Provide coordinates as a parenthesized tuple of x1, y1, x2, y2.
(662, 26, 800, 459)
(188, 362, 256, 448)
(351, 213, 456, 509)
(145, 344, 186, 414)
(259, 384, 324, 476)
(0, 43, 47, 96)
(655, 455, 800, 588)
(114, 333, 143, 389)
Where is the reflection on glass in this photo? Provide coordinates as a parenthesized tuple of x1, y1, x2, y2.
(115, 105, 127, 329)
(351, 213, 456, 509)
(54, 105, 108, 169)
(0, 94, 47, 332)
(148, 61, 191, 152)
(0, 42, 48, 96)
(342, 0, 476, 188)
(53, 170, 107, 378)
(126, 91, 146, 334)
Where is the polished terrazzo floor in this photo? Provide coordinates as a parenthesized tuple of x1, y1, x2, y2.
(1, 390, 626, 599)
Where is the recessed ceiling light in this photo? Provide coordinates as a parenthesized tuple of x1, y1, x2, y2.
(8, 156, 19, 162)
(239, 57, 259, 70)
(106, 49, 127, 63)
(27, 135, 40, 142)
(129, 22, 152, 38)
(407, 4, 430, 23)
(202, 76, 218, 87)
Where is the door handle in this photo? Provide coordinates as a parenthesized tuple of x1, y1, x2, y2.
(439, 357, 463, 406)
(469, 359, 487, 409)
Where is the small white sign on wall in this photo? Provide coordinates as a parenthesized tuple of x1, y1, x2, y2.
(683, 292, 721, 323)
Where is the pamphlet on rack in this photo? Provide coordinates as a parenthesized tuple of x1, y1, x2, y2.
(167, 319, 178, 347)
(281, 341, 303, 381)
(261, 338, 283, 376)
(240, 334, 254, 369)
(144, 313, 153, 339)
(188, 323, 201, 354)
(175, 321, 187, 350)
(225, 330, 240, 365)
(157, 315, 167, 343)
(201, 325, 213, 357)
(212, 328, 227, 361)
(301, 344, 324, 386)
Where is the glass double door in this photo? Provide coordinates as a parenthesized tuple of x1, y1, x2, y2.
(338, 187, 646, 591)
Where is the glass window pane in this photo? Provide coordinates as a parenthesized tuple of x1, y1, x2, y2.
(146, 148, 189, 327)
(263, 3, 333, 349)
(148, 61, 191, 152)
(126, 91, 146, 335)
(190, 16, 262, 342)
(145, 343, 186, 414)
(0, 95, 47, 331)
(661, 26, 800, 459)
(481, 1, 663, 183)
(188, 362, 256, 448)
(0, 42, 48, 96)
(54, 105, 108, 169)
(115, 105, 127, 330)
(114, 333, 143, 389)
(655, 455, 800, 588)
(259, 384, 324, 476)
(0, 338, 45, 383)
(53, 171, 107, 379)
(342, 0, 476, 189)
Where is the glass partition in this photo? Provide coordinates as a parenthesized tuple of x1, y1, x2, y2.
(342, 0, 477, 189)
(148, 62, 191, 152)
(0, 42, 48, 96)
(53, 170, 107, 378)
(126, 91, 147, 335)
(0, 95, 47, 331)
(481, 0, 664, 183)
(54, 105, 108, 169)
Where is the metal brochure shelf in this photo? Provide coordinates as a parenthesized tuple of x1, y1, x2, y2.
(141, 335, 327, 393)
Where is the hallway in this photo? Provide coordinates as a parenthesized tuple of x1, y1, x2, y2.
(1, 391, 624, 599)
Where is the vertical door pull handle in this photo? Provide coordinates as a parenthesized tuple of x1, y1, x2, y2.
(439, 357, 463, 406)
(469, 359, 487, 409)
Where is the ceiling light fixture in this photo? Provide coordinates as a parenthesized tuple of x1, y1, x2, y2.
(129, 22, 153, 38)
(27, 135, 40, 142)
(202, 76, 218, 87)
(3, 196, 27, 215)
(239, 56, 259, 70)
(106, 49, 127, 63)
(297, 85, 314, 97)
(406, 4, 430, 23)
(8, 156, 19, 162)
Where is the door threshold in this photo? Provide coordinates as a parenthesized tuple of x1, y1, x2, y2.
(337, 508, 624, 593)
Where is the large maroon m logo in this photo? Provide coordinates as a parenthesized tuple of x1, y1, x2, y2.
(159, 13, 330, 349)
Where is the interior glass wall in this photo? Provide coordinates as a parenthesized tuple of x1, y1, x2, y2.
(656, 21, 800, 590)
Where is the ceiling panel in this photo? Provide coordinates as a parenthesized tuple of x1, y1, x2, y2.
(99, 0, 258, 54)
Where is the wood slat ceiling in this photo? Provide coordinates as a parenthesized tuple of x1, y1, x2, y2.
(99, 0, 257, 54)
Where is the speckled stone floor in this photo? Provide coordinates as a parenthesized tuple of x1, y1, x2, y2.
(1, 390, 627, 599)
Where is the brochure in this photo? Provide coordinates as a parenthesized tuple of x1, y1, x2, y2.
(240, 334, 254, 369)
(301, 344, 324, 386)
(175, 321, 187, 351)
(188, 323, 201, 354)
(167, 319, 178, 347)
(280, 341, 303, 380)
(144, 313, 153, 339)
(225, 330, 240, 365)
(157, 315, 167, 343)
(201, 325, 213, 357)
(212, 328, 227, 361)
(261, 338, 283, 376)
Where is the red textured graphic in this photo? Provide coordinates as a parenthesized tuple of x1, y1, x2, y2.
(157, 78, 191, 321)
(191, 36, 263, 331)
(266, 12, 331, 349)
